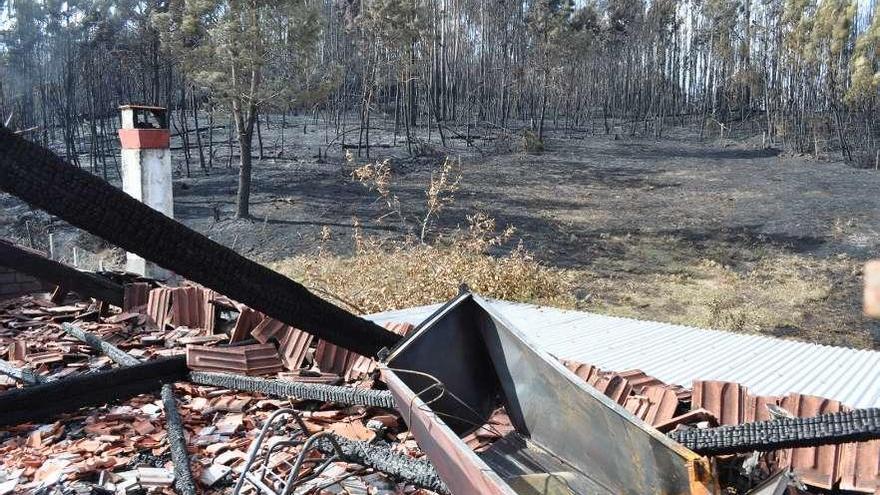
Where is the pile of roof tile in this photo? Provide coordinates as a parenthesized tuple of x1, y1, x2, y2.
(4, 283, 880, 494)
(558, 359, 880, 494)
(0, 379, 436, 494)
(0, 289, 432, 494)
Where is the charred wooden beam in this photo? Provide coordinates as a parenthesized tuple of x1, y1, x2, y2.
(188, 371, 395, 408)
(161, 384, 197, 495)
(61, 322, 140, 366)
(0, 359, 47, 385)
(0, 356, 187, 427)
(0, 238, 124, 306)
(0, 128, 399, 357)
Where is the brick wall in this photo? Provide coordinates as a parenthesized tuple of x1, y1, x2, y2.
(0, 266, 48, 300)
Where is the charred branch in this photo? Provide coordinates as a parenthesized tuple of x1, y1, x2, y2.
(670, 407, 880, 455)
(315, 434, 449, 494)
(61, 322, 141, 367)
(0, 359, 47, 386)
(188, 371, 395, 408)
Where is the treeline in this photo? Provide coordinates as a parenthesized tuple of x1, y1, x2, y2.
(1, 0, 879, 215)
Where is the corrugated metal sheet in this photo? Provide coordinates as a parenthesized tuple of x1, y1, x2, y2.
(367, 300, 880, 408)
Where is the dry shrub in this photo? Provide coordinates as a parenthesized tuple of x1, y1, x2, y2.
(351, 154, 462, 243)
(420, 157, 461, 241)
(282, 151, 573, 314)
(520, 130, 544, 152)
(270, 217, 575, 314)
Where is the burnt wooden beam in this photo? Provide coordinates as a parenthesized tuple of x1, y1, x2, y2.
(0, 128, 399, 357)
(0, 238, 124, 307)
(0, 359, 47, 385)
(0, 356, 187, 427)
(161, 384, 197, 495)
(61, 322, 141, 366)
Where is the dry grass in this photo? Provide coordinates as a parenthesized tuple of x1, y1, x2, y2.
(271, 227, 876, 349)
(578, 234, 874, 348)
(271, 217, 577, 315)
(273, 154, 876, 349)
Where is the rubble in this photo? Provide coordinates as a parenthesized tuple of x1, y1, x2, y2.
(0, 290, 436, 494)
(1, 280, 879, 493)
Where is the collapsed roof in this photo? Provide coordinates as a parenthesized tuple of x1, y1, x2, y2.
(2, 124, 880, 494)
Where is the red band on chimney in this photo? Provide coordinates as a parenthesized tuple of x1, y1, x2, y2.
(118, 129, 170, 150)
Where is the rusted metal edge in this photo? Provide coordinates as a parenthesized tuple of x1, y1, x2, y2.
(380, 366, 516, 495)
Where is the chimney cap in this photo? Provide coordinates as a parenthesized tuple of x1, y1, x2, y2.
(119, 104, 166, 111)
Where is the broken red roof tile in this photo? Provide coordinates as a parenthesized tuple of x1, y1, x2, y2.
(250, 317, 287, 344)
(561, 359, 601, 383)
(840, 439, 880, 493)
(122, 283, 150, 313)
(592, 373, 632, 405)
(314, 340, 355, 377)
(778, 393, 845, 490)
(615, 369, 665, 393)
(277, 371, 341, 385)
(7, 340, 26, 362)
(169, 286, 206, 329)
(145, 287, 172, 328)
(687, 381, 876, 492)
(653, 408, 719, 433)
(277, 327, 313, 371)
(228, 307, 263, 343)
(186, 343, 283, 376)
(624, 385, 680, 426)
(692, 380, 749, 426)
(342, 322, 415, 381)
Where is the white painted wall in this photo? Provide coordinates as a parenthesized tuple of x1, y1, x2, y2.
(121, 148, 173, 279)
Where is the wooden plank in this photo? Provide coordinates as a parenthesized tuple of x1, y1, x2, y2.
(0, 238, 124, 306)
(0, 356, 187, 427)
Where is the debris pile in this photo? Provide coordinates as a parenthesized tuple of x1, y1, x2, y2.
(558, 359, 880, 494)
(2, 285, 880, 494)
(0, 289, 432, 494)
